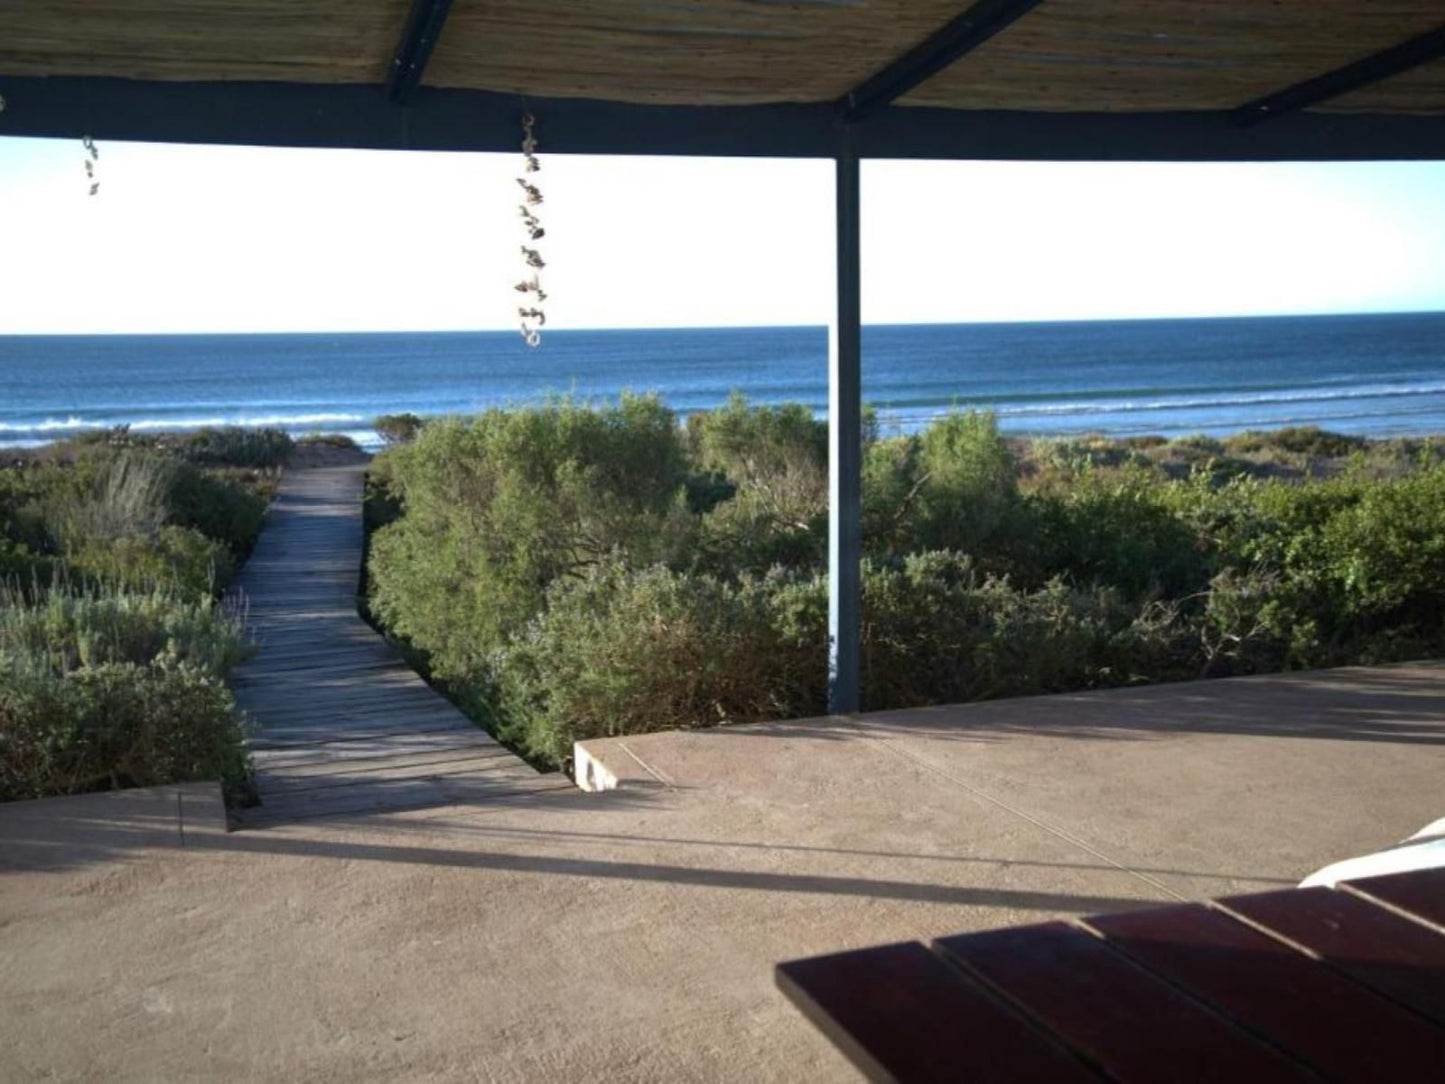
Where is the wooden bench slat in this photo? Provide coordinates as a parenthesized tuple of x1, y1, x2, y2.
(776, 941, 1098, 1084)
(935, 922, 1313, 1082)
(1222, 886, 1445, 1026)
(1088, 902, 1445, 1080)
(1347, 868, 1445, 929)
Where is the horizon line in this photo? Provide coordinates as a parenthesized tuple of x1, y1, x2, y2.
(4, 307, 1445, 337)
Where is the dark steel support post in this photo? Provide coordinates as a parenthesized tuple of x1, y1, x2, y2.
(828, 139, 862, 715)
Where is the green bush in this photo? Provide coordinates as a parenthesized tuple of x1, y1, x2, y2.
(1225, 426, 1367, 459)
(0, 539, 55, 585)
(375, 413, 426, 446)
(1, 450, 266, 593)
(66, 525, 232, 597)
(493, 560, 821, 764)
(1027, 468, 1209, 598)
(688, 394, 829, 574)
(0, 442, 268, 807)
(368, 396, 695, 685)
(181, 427, 293, 469)
(50, 452, 177, 544)
(487, 549, 1208, 763)
(168, 465, 268, 557)
(0, 580, 251, 676)
(0, 660, 251, 803)
(859, 551, 1196, 709)
(358, 398, 1445, 769)
(910, 410, 1019, 558)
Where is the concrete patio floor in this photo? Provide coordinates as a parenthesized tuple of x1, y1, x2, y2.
(3, 661, 1443, 1081)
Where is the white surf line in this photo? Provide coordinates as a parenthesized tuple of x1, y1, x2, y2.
(863, 734, 1187, 903)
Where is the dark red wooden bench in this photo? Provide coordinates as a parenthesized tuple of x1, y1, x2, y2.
(776, 868, 1445, 1082)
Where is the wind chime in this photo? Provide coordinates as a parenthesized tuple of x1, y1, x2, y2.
(514, 113, 546, 346)
(82, 134, 99, 196)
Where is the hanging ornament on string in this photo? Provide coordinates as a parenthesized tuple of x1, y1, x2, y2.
(513, 113, 547, 347)
(82, 134, 99, 196)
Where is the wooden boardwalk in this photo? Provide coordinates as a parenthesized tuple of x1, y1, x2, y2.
(229, 464, 566, 827)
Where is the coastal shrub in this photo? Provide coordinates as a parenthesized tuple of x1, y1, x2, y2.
(0, 443, 267, 808)
(492, 560, 821, 763)
(0, 540, 55, 585)
(1, 447, 272, 593)
(375, 413, 425, 446)
(167, 466, 268, 557)
(367, 396, 694, 683)
(1197, 568, 1305, 676)
(0, 660, 251, 803)
(689, 395, 829, 574)
(487, 549, 1211, 765)
(0, 580, 251, 676)
(1315, 464, 1445, 618)
(1025, 469, 1208, 599)
(1225, 426, 1367, 460)
(910, 411, 1019, 558)
(66, 526, 232, 597)
(859, 552, 1196, 710)
(861, 435, 924, 558)
(297, 432, 361, 450)
(1030, 435, 1155, 475)
(51, 452, 177, 544)
(181, 426, 293, 469)
(359, 399, 1445, 769)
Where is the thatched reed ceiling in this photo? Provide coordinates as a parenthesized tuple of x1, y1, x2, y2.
(904, 1, 1445, 113)
(1, 1, 1442, 114)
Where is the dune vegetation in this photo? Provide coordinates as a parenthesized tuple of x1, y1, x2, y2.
(0, 427, 285, 804)
(364, 396, 1445, 767)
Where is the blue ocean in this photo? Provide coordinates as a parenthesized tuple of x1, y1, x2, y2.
(2, 313, 1443, 449)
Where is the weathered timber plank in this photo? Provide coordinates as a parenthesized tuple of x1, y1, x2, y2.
(776, 941, 1098, 1083)
(1221, 887, 1445, 1026)
(1087, 903, 1445, 1080)
(229, 464, 550, 827)
(934, 922, 1313, 1081)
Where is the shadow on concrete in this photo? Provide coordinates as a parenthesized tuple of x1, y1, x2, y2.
(199, 827, 1160, 914)
(697, 663, 1445, 748)
(350, 815, 1296, 889)
(0, 783, 614, 875)
(3, 785, 1163, 913)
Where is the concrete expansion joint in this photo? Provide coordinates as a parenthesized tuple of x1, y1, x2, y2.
(862, 735, 1186, 904)
(618, 741, 676, 788)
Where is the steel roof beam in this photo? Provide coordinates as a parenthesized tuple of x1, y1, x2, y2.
(1235, 23, 1445, 125)
(837, 0, 1046, 123)
(386, 0, 456, 104)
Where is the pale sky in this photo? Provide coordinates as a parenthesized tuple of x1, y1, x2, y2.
(1, 135, 1443, 334)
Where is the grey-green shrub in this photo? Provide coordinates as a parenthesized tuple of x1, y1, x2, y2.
(375, 413, 426, 446)
(911, 410, 1019, 556)
(493, 559, 821, 764)
(368, 395, 695, 684)
(66, 525, 232, 597)
(359, 398, 1445, 768)
(688, 395, 830, 574)
(49, 452, 177, 544)
(181, 426, 293, 469)
(167, 466, 268, 558)
(0, 660, 251, 803)
(485, 549, 1205, 764)
(0, 580, 251, 676)
(859, 552, 1195, 709)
